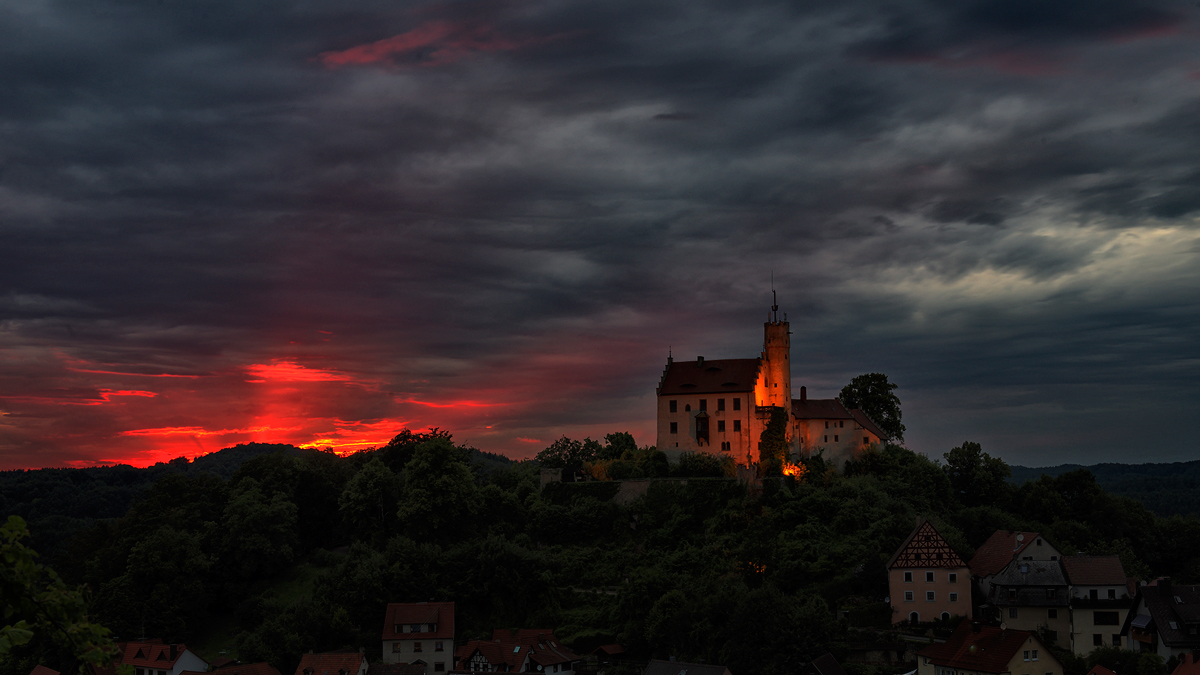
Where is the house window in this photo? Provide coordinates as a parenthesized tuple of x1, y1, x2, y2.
(718, 398, 725, 411)
(1108, 589, 1116, 599)
(824, 436, 828, 442)
(926, 572, 935, 582)
(1046, 588, 1057, 600)
(1051, 555, 1058, 561)
(1093, 634, 1103, 646)
(435, 665, 445, 673)
(436, 642, 444, 652)
(395, 624, 402, 634)
(1048, 609, 1058, 619)
(949, 573, 957, 583)
(669, 400, 677, 413)
(733, 420, 741, 432)
(1036, 539, 1042, 546)
(733, 398, 740, 410)
(1032, 650, 1038, 661)
(905, 591, 914, 602)
(700, 399, 707, 411)
(718, 420, 726, 432)
(1008, 588, 1017, 600)
(1023, 651, 1030, 662)
(415, 642, 423, 652)
(1094, 611, 1120, 625)
(863, 437, 870, 445)
(926, 591, 935, 602)
(411, 624, 422, 633)
(1113, 635, 1121, 646)
(393, 644, 402, 653)
(553, 667, 559, 674)
(950, 593, 959, 602)
(670, 422, 677, 434)
(1010, 608, 1019, 619)
(904, 572, 913, 582)
(1090, 589, 1099, 600)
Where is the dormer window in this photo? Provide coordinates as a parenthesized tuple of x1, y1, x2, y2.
(411, 624, 422, 633)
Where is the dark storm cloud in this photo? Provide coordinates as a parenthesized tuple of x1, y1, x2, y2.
(1, 0, 1199, 467)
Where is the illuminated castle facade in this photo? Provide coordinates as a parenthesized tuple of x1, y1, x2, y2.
(655, 295, 887, 467)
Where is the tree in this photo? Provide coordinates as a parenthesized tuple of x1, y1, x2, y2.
(759, 407, 789, 475)
(1, 516, 122, 673)
(338, 457, 402, 541)
(221, 478, 299, 580)
(943, 441, 1012, 508)
(396, 437, 480, 540)
(536, 436, 603, 468)
(838, 373, 906, 443)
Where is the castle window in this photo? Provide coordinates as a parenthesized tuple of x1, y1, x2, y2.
(824, 436, 828, 442)
(733, 420, 741, 432)
(700, 399, 707, 411)
(718, 398, 725, 411)
(834, 435, 838, 442)
(685, 404, 691, 411)
(825, 421, 829, 429)
(669, 400, 677, 413)
(839, 421, 844, 428)
(718, 420, 725, 432)
(670, 422, 677, 434)
(733, 398, 740, 410)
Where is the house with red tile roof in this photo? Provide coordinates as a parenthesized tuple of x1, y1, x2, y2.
(1063, 555, 1133, 654)
(888, 519, 970, 625)
(182, 662, 284, 675)
(294, 651, 368, 675)
(30, 666, 60, 675)
(1086, 665, 1118, 675)
(988, 560, 1070, 647)
(92, 642, 208, 675)
(969, 531, 1063, 600)
(452, 629, 579, 675)
(382, 602, 455, 673)
(917, 622, 1061, 675)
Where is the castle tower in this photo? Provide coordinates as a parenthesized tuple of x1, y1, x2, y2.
(761, 291, 791, 408)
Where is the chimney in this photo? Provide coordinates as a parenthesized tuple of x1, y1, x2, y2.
(800, 386, 806, 402)
(697, 356, 704, 367)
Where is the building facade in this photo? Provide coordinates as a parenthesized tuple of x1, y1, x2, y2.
(382, 602, 455, 673)
(988, 561, 1071, 647)
(918, 623, 1062, 675)
(888, 519, 971, 625)
(655, 298, 886, 468)
(1063, 555, 1133, 654)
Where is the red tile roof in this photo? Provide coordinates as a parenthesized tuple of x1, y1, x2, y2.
(968, 531, 1039, 578)
(382, 602, 455, 641)
(887, 519, 967, 569)
(1171, 653, 1200, 675)
(453, 630, 579, 672)
(1062, 555, 1127, 586)
(30, 666, 61, 675)
(792, 398, 853, 420)
(1088, 666, 1119, 675)
(658, 358, 761, 396)
(294, 652, 367, 675)
(117, 642, 192, 669)
(918, 622, 1054, 674)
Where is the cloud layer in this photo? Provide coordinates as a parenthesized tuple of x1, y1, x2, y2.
(1, 0, 1198, 468)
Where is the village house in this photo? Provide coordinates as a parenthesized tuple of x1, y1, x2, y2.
(917, 622, 1062, 675)
(294, 652, 369, 675)
(1062, 555, 1134, 654)
(183, 663, 282, 675)
(93, 642, 209, 675)
(988, 560, 1070, 647)
(1122, 579, 1200, 659)
(655, 296, 886, 468)
(969, 531, 1064, 602)
(887, 519, 970, 625)
(452, 629, 579, 674)
(381, 602, 456, 673)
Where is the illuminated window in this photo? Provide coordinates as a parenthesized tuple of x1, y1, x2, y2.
(733, 420, 741, 432)
(700, 399, 707, 411)
(733, 398, 740, 410)
(670, 422, 677, 434)
(669, 400, 677, 413)
(926, 572, 934, 582)
(904, 572, 913, 582)
(718, 398, 725, 411)
(718, 420, 726, 432)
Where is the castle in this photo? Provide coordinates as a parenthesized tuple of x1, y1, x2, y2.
(655, 294, 887, 468)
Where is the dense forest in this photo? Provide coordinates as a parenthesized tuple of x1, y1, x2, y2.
(3, 431, 1200, 675)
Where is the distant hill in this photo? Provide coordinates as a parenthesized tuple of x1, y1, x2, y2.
(1011, 460, 1200, 518)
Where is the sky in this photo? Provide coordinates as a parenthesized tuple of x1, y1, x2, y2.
(1, 0, 1199, 470)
